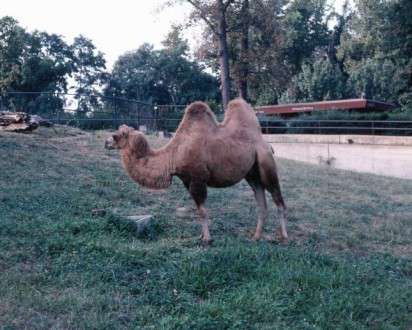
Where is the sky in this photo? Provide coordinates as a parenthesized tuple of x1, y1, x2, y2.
(2, 0, 347, 69)
(2, 0, 192, 68)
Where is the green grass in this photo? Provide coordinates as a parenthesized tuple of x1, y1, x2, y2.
(1, 126, 412, 329)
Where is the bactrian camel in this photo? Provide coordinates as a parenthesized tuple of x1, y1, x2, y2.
(105, 98, 288, 245)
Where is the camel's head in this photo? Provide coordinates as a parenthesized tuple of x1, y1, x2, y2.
(105, 125, 149, 158)
(105, 125, 134, 150)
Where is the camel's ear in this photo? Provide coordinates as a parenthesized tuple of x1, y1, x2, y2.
(118, 125, 132, 135)
(113, 134, 120, 142)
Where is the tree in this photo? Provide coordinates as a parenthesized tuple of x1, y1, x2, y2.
(347, 59, 408, 103)
(326, 0, 351, 77)
(282, 0, 329, 74)
(0, 16, 112, 117)
(338, 0, 412, 109)
(166, 0, 235, 108)
(231, 0, 289, 104)
(280, 58, 346, 103)
(236, 0, 249, 100)
(161, 24, 189, 57)
(0, 17, 74, 114)
(0, 16, 27, 93)
(71, 35, 107, 114)
(191, 0, 332, 105)
(105, 43, 219, 108)
(194, 0, 290, 104)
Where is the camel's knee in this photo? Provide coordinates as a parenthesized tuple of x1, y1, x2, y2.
(198, 205, 208, 219)
(269, 188, 286, 210)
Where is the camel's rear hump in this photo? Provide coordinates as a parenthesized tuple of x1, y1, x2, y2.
(223, 98, 261, 132)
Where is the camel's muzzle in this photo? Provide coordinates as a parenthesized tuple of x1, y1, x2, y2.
(104, 137, 115, 150)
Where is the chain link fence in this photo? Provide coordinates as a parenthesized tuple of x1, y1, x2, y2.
(1, 91, 411, 135)
(0, 92, 187, 132)
(257, 115, 412, 136)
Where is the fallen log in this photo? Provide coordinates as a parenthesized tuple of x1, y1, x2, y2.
(0, 111, 52, 132)
(30, 115, 53, 127)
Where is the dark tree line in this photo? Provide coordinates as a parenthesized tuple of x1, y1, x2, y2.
(105, 26, 220, 107)
(1, 0, 411, 118)
(172, 0, 411, 114)
(0, 16, 220, 117)
(0, 16, 107, 115)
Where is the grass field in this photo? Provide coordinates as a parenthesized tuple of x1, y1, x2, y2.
(1, 126, 412, 329)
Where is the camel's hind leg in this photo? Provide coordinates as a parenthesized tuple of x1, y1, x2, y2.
(268, 181, 288, 240)
(246, 175, 268, 240)
(257, 148, 288, 240)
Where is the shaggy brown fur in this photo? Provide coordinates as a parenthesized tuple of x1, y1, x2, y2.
(105, 98, 288, 244)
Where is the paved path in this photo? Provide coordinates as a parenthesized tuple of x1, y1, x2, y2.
(268, 142, 412, 180)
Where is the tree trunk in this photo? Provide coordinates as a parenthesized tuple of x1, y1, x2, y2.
(238, 0, 249, 101)
(217, 0, 231, 109)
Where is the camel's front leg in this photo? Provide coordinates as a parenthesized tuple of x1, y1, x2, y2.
(189, 181, 212, 245)
(198, 205, 211, 243)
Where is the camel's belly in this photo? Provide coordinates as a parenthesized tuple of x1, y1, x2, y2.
(206, 161, 254, 188)
(205, 140, 256, 187)
(206, 177, 244, 188)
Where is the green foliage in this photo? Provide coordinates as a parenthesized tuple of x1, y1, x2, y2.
(0, 17, 71, 114)
(346, 58, 408, 103)
(71, 35, 107, 113)
(2, 0, 412, 118)
(280, 58, 346, 103)
(106, 43, 220, 106)
(275, 0, 412, 120)
(161, 24, 190, 57)
(282, 0, 329, 73)
(0, 17, 107, 116)
(0, 20, 72, 94)
(192, 0, 331, 104)
(0, 16, 28, 92)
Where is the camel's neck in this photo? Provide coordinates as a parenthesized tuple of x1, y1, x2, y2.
(121, 144, 176, 190)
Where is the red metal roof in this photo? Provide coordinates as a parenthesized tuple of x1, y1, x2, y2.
(256, 99, 395, 116)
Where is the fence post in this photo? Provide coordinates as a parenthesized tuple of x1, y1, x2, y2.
(152, 105, 158, 132)
(113, 95, 117, 129)
(136, 103, 140, 128)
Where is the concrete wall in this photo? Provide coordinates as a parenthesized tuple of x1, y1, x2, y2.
(264, 135, 412, 180)
(264, 134, 412, 146)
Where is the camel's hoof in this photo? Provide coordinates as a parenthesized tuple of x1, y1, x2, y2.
(199, 234, 213, 247)
(200, 238, 213, 247)
(252, 234, 262, 241)
(275, 228, 289, 243)
(279, 237, 289, 245)
(265, 237, 288, 245)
